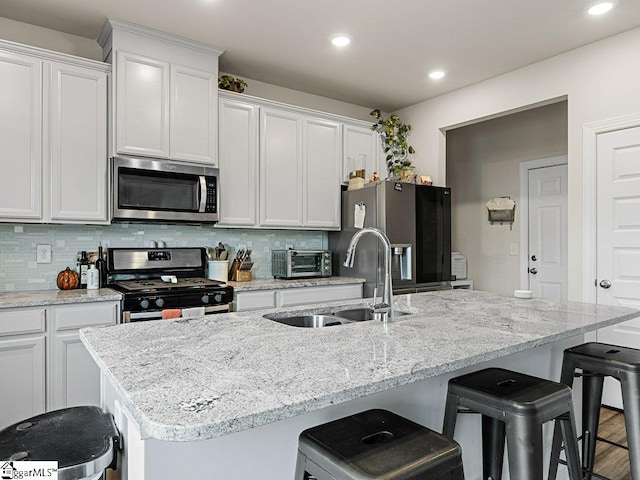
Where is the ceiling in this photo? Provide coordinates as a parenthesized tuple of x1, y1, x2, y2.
(2, 0, 640, 111)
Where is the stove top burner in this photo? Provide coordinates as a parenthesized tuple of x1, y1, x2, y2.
(112, 277, 224, 293)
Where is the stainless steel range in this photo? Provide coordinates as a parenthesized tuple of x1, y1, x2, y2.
(107, 247, 233, 322)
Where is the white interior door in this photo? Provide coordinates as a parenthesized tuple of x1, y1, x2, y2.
(595, 126, 640, 408)
(528, 164, 568, 301)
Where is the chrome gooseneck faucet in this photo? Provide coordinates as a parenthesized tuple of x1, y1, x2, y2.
(343, 227, 394, 323)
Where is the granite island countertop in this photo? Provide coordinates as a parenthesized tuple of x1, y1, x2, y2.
(0, 288, 122, 309)
(79, 289, 639, 442)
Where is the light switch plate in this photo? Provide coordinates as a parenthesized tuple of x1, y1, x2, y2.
(36, 244, 52, 263)
(510, 243, 518, 256)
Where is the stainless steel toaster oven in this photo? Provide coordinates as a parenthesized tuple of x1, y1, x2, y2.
(271, 250, 332, 279)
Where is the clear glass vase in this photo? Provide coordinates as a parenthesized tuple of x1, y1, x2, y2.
(390, 166, 416, 183)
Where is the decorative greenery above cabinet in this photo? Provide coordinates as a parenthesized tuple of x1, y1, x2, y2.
(218, 90, 380, 230)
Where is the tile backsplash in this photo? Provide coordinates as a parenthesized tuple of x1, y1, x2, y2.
(0, 224, 326, 291)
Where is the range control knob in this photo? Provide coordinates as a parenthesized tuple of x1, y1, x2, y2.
(214, 293, 223, 303)
(155, 298, 164, 308)
(201, 294, 210, 304)
(139, 299, 150, 309)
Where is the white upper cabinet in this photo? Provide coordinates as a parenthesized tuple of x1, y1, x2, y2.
(0, 50, 42, 220)
(171, 64, 217, 163)
(259, 107, 304, 227)
(218, 97, 259, 226)
(100, 18, 223, 165)
(49, 62, 108, 222)
(303, 117, 341, 229)
(0, 41, 110, 224)
(116, 52, 170, 158)
(217, 91, 372, 230)
(343, 122, 380, 182)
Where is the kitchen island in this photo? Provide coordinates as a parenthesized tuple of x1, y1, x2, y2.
(80, 290, 639, 480)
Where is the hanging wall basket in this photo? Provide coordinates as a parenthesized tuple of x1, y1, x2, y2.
(486, 197, 516, 228)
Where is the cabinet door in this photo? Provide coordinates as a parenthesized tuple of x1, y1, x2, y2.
(48, 62, 108, 223)
(171, 64, 217, 164)
(48, 302, 118, 410)
(259, 107, 303, 227)
(0, 50, 42, 221)
(278, 284, 363, 307)
(303, 117, 341, 229)
(343, 123, 381, 181)
(0, 335, 46, 429)
(116, 51, 170, 158)
(218, 97, 259, 226)
(234, 290, 277, 312)
(51, 331, 102, 410)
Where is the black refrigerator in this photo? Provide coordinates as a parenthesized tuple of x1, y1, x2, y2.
(329, 181, 452, 297)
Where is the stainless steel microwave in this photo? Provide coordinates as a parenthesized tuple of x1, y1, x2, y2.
(271, 250, 332, 279)
(111, 156, 219, 223)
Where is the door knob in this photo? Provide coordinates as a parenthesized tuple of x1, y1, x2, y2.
(599, 279, 612, 289)
(529, 267, 538, 275)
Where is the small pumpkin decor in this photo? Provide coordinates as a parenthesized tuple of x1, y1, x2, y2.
(218, 74, 247, 93)
(57, 267, 79, 290)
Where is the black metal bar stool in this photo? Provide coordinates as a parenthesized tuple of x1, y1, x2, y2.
(295, 409, 464, 480)
(442, 367, 583, 480)
(0, 406, 120, 480)
(548, 342, 640, 480)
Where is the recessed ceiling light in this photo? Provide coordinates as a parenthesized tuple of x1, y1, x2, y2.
(330, 34, 351, 47)
(429, 70, 446, 80)
(586, 1, 617, 15)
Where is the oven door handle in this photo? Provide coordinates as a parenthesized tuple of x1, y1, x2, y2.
(198, 176, 207, 213)
(203, 304, 230, 314)
(123, 304, 230, 323)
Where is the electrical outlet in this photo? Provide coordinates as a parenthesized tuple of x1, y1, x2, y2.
(510, 243, 518, 256)
(36, 244, 52, 263)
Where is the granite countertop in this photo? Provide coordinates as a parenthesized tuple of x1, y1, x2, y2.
(79, 289, 639, 442)
(228, 276, 365, 292)
(0, 288, 122, 309)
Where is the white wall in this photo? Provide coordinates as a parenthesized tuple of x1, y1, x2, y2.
(447, 102, 567, 295)
(220, 72, 374, 121)
(0, 17, 103, 60)
(0, 16, 374, 120)
(396, 26, 640, 302)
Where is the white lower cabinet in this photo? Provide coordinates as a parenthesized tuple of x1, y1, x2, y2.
(0, 308, 46, 429)
(48, 302, 119, 411)
(234, 284, 363, 312)
(0, 301, 119, 429)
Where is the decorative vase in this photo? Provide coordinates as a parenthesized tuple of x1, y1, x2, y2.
(390, 166, 416, 183)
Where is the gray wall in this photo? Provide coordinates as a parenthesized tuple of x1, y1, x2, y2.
(0, 224, 324, 291)
(446, 101, 567, 295)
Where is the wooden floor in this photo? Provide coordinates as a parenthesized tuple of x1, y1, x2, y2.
(593, 407, 631, 480)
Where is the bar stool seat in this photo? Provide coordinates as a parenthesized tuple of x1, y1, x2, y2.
(442, 367, 582, 480)
(295, 409, 464, 480)
(0, 406, 120, 480)
(549, 342, 640, 480)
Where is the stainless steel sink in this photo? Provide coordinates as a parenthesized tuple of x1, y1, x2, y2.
(267, 314, 353, 328)
(264, 305, 420, 328)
